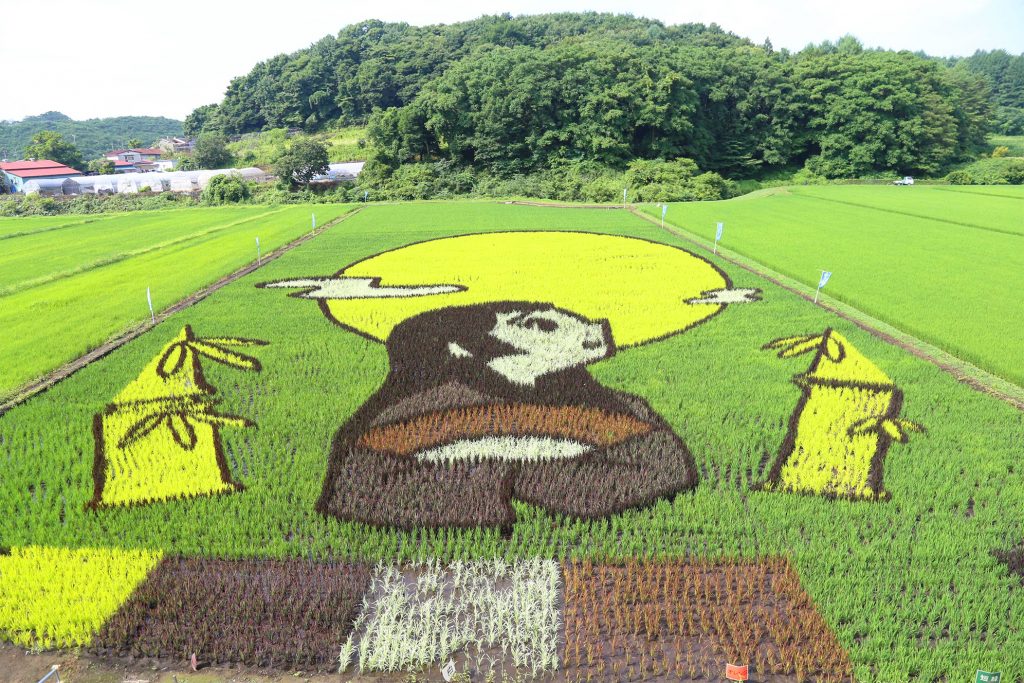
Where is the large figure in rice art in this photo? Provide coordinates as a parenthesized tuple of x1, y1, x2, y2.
(262, 232, 761, 530)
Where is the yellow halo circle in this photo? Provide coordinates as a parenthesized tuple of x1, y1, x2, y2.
(325, 231, 731, 347)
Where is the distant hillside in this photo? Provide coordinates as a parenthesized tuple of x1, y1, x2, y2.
(191, 13, 995, 180)
(0, 112, 183, 161)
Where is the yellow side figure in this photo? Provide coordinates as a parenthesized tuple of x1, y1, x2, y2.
(759, 328, 923, 500)
(89, 325, 267, 508)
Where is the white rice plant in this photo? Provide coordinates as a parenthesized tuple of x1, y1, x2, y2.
(341, 558, 561, 677)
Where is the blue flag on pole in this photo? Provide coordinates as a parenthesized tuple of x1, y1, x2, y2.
(819, 271, 832, 288)
(716, 222, 724, 241)
(661, 205, 668, 220)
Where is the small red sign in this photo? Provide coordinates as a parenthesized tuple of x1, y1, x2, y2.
(726, 663, 749, 681)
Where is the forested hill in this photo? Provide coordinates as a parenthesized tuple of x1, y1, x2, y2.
(188, 13, 1014, 179)
(953, 50, 1024, 135)
(0, 112, 182, 160)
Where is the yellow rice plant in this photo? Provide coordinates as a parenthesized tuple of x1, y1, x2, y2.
(760, 329, 923, 499)
(0, 546, 162, 648)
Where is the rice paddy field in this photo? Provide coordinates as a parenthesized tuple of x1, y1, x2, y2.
(643, 185, 1024, 387)
(0, 204, 353, 399)
(1, 198, 1023, 681)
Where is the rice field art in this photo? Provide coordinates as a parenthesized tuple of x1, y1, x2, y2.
(262, 232, 762, 529)
(1, 203, 1023, 682)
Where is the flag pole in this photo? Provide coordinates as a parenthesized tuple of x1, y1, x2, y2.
(814, 270, 831, 304)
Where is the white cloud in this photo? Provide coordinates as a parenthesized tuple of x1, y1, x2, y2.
(0, 0, 1020, 121)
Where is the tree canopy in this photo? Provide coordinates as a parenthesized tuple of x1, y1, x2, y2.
(23, 131, 84, 171)
(273, 139, 330, 187)
(186, 133, 234, 170)
(953, 50, 1024, 134)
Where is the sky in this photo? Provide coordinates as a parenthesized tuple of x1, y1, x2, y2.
(1, 0, 1022, 122)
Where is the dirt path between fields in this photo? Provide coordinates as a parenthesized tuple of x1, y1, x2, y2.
(0, 208, 362, 417)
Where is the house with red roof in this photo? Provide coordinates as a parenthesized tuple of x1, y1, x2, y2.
(0, 160, 82, 193)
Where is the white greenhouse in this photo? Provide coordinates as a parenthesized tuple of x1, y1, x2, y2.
(20, 167, 271, 196)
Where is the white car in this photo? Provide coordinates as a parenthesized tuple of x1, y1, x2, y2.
(893, 176, 914, 186)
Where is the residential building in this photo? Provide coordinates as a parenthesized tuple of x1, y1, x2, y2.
(157, 137, 194, 154)
(0, 160, 82, 193)
(104, 148, 164, 163)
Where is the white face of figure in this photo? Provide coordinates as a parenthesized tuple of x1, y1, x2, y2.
(484, 308, 610, 386)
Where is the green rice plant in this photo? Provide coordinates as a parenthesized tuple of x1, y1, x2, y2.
(0, 203, 352, 397)
(644, 185, 1024, 386)
(0, 206, 280, 296)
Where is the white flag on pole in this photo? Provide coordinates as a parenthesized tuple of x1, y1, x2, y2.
(716, 222, 724, 242)
(814, 270, 832, 303)
(146, 286, 154, 323)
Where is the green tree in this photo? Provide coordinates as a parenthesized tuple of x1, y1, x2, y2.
(23, 130, 84, 170)
(183, 104, 221, 136)
(190, 132, 233, 170)
(126, 138, 143, 149)
(273, 139, 329, 188)
(790, 51, 966, 177)
(624, 158, 728, 201)
(87, 158, 115, 175)
(202, 174, 252, 203)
